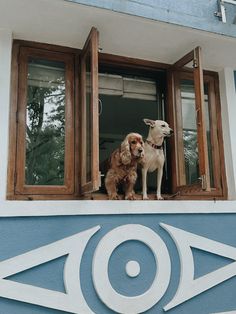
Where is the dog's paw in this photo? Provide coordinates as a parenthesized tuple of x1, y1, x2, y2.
(142, 195, 149, 200)
(156, 195, 164, 200)
(108, 193, 120, 200)
(125, 193, 137, 200)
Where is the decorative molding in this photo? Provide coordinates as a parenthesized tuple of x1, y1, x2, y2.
(92, 224, 171, 313)
(161, 223, 236, 311)
(0, 223, 235, 313)
(0, 226, 100, 313)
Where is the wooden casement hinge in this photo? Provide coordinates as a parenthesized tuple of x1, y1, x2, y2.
(201, 174, 207, 190)
(193, 49, 198, 68)
(196, 107, 201, 126)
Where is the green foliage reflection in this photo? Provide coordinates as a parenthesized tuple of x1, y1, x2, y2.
(25, 60, 65, 185)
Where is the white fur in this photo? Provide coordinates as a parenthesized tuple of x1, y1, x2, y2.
(141, 119, 173, 200)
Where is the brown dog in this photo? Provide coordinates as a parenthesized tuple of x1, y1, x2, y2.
(105, 133, 145, 200)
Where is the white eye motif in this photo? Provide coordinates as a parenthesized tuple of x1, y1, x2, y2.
(92, 224, 171, 314)
(0, 223, 235, 313)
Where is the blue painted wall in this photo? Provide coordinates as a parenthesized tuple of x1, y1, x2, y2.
(65, 0, 236, 38)
(0, 214, 236, 313)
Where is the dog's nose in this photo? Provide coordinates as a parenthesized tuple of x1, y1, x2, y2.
(138, 148, 144, 153)
(170, 129, 174, 134)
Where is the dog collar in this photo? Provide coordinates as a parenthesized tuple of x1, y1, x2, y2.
(146, 140, 163, 150)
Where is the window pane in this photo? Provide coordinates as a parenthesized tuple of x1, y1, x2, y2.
(180, 80, 199, 185)
(204, 84, 214, 187)
(180, 80, 213, 186)
(86, 51, 92, 182)
(25, 58, 65, 185)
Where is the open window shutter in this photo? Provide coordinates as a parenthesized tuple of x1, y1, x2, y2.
(80, 27, 100, 194)
(168, 47, 211, 195)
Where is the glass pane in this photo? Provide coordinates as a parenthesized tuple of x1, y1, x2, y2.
(25, 58, 65, 185)
(204, 84, 214, 187)
(86, 51, 92, 182)
(180, 80, 199, 185)
(180, 80, 213, 186)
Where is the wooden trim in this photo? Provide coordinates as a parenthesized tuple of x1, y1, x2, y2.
(82, 192, 226, 201)
(99, 52, 169, 72)
(91, 29, 100, 190)
(214, 74, 228, 198)
(74, 51, 80, 197)
(7, 194, 82, 201)
(175, 72, 187, 186)
(7, 42, 20, 199)
(206, 75, 221, 189)
(166, 70, 177, 193)
(80, 27, 100, 194)
(172, 50, 194, 69)
(13, 39, 78, 55)
(7, 39, 227, 200)
(193, 47, 211, 191)
(15, 47, 28, 193)
(169, 70, 226, 197)
(14, 46, 75, 195)
(80, 37, 91, 192)
(168, 47, 226, 196)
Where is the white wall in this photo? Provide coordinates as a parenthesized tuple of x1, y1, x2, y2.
(219, 68, 236, 200)
(0, 28, 12, 202)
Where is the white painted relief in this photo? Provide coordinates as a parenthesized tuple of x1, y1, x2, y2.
(0, 223, 235, 313)
(92, 224, 171, 313)
(160, 223, 236, 311)
(0, 226, 100, 313)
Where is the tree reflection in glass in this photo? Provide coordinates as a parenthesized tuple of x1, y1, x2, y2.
(25, 58, 65, 185)
(180, 80, 212, 186)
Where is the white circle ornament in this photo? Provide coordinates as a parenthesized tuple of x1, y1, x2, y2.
(125, 260, 141, 278)
(92, 224, 171, 314)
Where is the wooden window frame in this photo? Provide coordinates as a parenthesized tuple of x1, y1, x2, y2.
(80, 27, 100, 195)
(7, 42, 77, 200)
(166, 50, 227, 199)
(7, 40, 227, 200)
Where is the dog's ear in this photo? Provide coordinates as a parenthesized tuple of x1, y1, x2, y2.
(143, 119, 156, 128)
(120, 136, 132, 165)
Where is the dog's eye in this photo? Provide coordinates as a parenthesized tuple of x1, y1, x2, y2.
(161, 124, 166, 127)
(131, 140, 137, 144)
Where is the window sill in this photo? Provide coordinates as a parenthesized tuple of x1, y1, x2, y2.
(0, 197, 234, 217)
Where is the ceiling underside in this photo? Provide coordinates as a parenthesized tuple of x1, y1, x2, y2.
(0, 0, 236, 71)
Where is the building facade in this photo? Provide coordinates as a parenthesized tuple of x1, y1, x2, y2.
(0, 0, 236, 313)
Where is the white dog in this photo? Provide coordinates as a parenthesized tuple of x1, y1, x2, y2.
(141, 119, 173, 200)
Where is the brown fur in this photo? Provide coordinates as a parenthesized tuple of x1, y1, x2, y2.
(105, 133, 145, 200)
